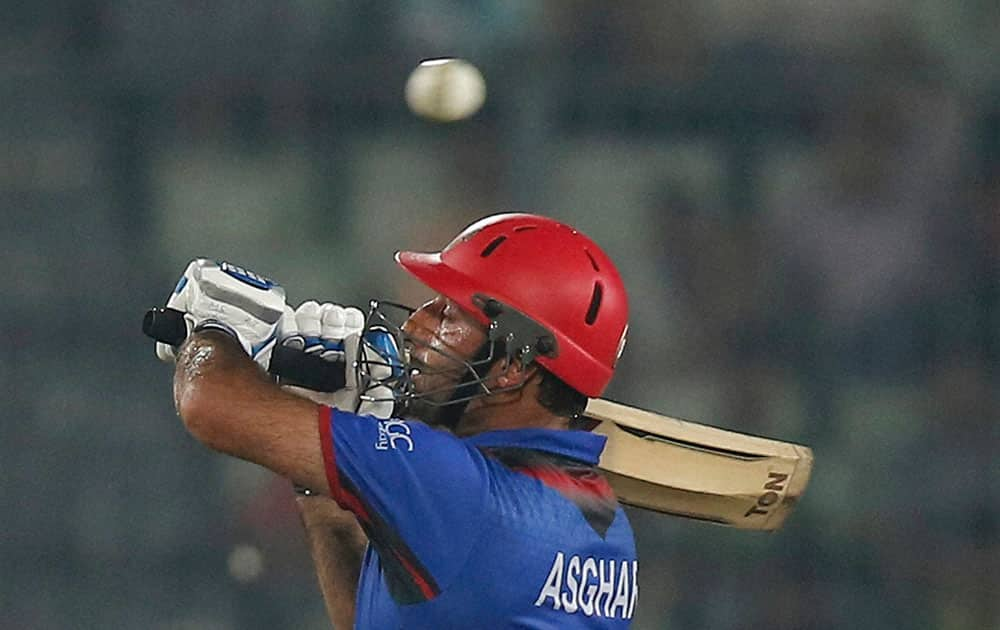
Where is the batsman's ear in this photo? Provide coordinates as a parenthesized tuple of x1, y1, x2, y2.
(496, 356, 540, 388)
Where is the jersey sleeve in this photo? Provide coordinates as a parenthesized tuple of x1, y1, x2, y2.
(316, 406, 488, 604)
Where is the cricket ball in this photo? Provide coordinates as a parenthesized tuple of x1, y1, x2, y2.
(405, 58, 486, 123)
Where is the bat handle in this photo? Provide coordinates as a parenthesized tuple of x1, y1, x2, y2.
(141, 307, 346, 392)
(143, 307, 188, 346)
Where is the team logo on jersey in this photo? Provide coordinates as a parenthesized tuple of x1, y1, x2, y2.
(375, 419, 414, 452)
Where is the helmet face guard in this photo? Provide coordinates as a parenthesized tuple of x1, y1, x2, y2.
(354, 297, 560, 414)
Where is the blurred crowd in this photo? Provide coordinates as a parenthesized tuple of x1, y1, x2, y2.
(2, 2, 996, 629)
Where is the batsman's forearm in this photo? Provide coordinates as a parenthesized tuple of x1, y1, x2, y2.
(297, 495, 368, 629)
(173, 330, 330, 494)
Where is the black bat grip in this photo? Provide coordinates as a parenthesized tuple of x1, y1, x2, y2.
(142, 307, 346, 392)
(143, 307, 189, 346)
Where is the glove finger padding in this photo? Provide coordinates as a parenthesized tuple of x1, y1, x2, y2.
(317, 304, 349, 361)
(278, 304, 304, 350)
(296, 300, 323, 354)
(279, 301, 394, 417)
(351, 331, 400, 419)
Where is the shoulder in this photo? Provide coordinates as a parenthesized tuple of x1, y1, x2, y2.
(478, 446, 625, 540)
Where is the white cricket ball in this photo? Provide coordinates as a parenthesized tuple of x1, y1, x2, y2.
(405, 58, 486, 123)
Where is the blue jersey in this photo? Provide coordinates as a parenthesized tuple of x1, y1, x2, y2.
(317, 407, 639, 629)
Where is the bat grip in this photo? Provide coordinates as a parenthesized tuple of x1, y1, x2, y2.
(143, 307, 188, 346)
(142, 307, 346, 392)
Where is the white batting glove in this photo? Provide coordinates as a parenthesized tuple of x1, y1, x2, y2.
(155, 259, 286, 370)
(279, 301, 395, 419)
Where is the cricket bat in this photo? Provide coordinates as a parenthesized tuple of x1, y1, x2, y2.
(586, 398, 813, 531)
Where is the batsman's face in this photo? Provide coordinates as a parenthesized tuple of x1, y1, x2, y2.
(401, 295, 489, 422)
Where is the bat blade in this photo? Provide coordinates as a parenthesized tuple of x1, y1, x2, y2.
(586, 398, 814, 531)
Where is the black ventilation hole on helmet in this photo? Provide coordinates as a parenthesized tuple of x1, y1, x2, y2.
(513, 225, 537, 232)
(480, 236, 507, 257)
(585, 282, 603, 325)
(584, 248, 600, 271)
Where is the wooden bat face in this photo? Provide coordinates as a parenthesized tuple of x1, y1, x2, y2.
(585, 399, 814, 530)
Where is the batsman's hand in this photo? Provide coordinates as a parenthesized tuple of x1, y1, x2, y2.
(279, 301, 395, 419)
(155, 259, 287, 369)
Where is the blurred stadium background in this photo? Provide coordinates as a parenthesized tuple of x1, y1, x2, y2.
(2, 2, 996, 629)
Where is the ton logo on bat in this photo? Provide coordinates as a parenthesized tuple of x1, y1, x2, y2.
(744, 472, 789, 518)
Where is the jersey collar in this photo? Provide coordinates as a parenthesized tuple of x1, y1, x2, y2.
(464, 428, 607, 465)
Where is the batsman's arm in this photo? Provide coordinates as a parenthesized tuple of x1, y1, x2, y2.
(174, 330, 367, 629)
(296, 495, 367, 630)
(172, 329, 329, 493)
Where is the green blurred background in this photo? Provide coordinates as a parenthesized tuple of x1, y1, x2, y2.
(2, 2, 996, 629)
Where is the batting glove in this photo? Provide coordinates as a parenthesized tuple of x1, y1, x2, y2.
(155, 259, 287, 370)
(279, 301, 396, 419)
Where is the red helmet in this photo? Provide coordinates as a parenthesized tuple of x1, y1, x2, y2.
(395, 213, 629, 397)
